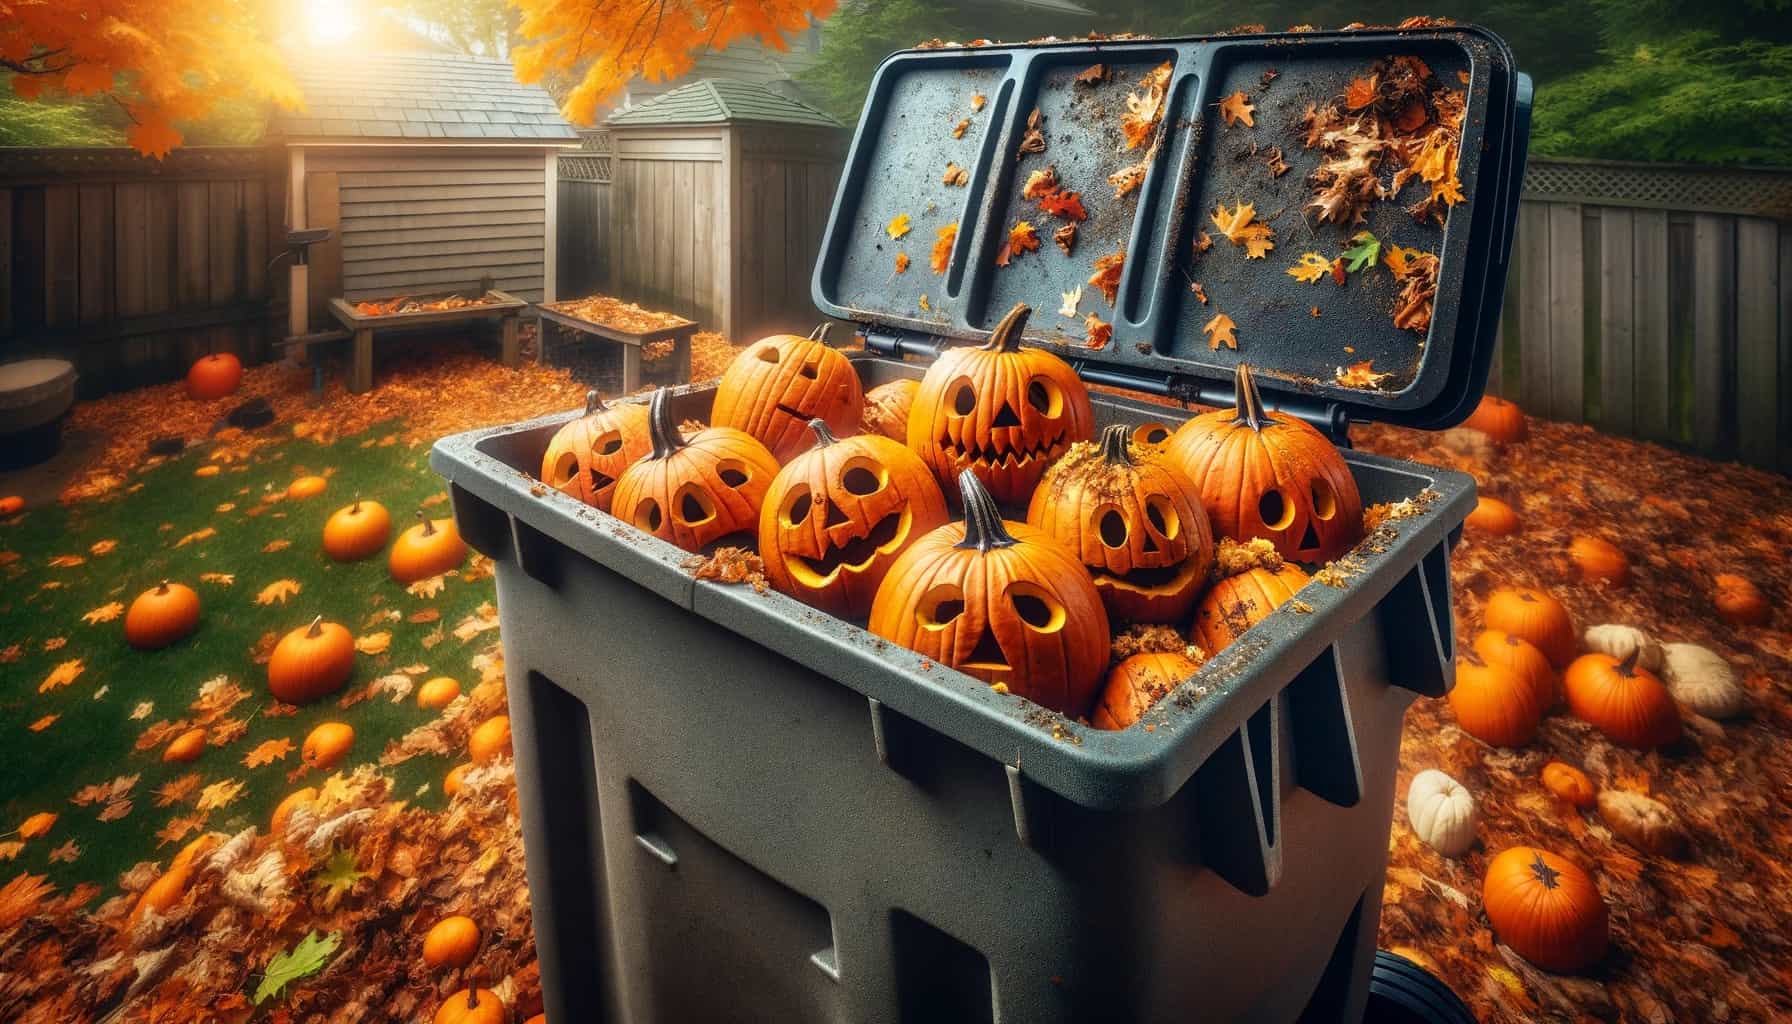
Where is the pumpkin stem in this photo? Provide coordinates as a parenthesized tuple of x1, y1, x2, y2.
(954, 470, 1018, 551)
(807, 322, 833, 343)
(1615, 646, 1640, 676)
(306, 615, 323, 638)
(467, 986, 480, 1009)
(350, 497, 361, 514)
(1096, 423, 1135, 466)
(806, 418, 840, 450)
(584, 390, 607, 416)
(1231, 364, 1278, 432)
(1528, 851, 1562, 889)
(157, 580, 170, 594)
(646, 388, 686, 460)
(981, 303, 1031, 353)
(417, 511, 435, 536)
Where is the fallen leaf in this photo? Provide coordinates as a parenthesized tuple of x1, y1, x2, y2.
(918, 294, 931, 312)
(886, 213, 911, 240)
(1108, 157, 1149, 199)
(1122, 63, 1173, 148)
(215, 502, 236, 513)
(262, 538, 291, 554)
(354, 631, 391, 656)
(1336, 359, 1393, 388)
(970, 93, 985, 111)
(931, 223, 958, 274)
(174, 527, 216, 548)
(42, 637, 64, 652)
(408, 609, 440, 624)
(942, 162, 969, 187)
(406, 575, 447, 599)
(156, 815, 205, 847)
(1264, 146, 1289, 177)
(135, 719, 190, 752)
(27, 715, 57, 733)
(97, 799, 132, 823)
(83, 601, 125, 625)
(1022, 166, 1057, 200)
(0, 843, 20, 862)
(1192, 231, 1213, 255)
(47, 841, 80, 864)
(254, 930, 342, 1005)
(92, 685, 107, 700)
(0, 874, 55, 930)
(208, 717, 248, 747)
(951, 117, 971, 139)
(894, 252, 909, 274)
(131, 701, 155, 721)
(1344, 75, 1379, 110)
(1432, 175, 1464, 206)
(154, 774, 202, 807)
(994, 221, 1041, 267)
(0, 645, 18, 664)
(89, 539, 117, 556)
(1059, 286, 1082, 318)
(1191, 282, 1208, 304)
(243, 738, 296, 769)
(1074, 63, 1107, 85)
(1053, 223, 1076, 255)
(1288, 252, 1332, 284)
(18, 813, 56, 839)
(1017, 107, 1045, 155)
(1088, 250, 1125, 305)
(1341, 230, 1381, 272)
(47, 554, 85, 568)
(38, 659, 85, 694)
(1241, 225, 1275, 259)
(1217, 90, 1256, 127)
(255, 579, 302, 606)
(1203, 313, 1239, 351)
(199, 572, 235, 586)
(195, 779, 246, 814)
(1084, 314, 1112, 350)
(194, 465, 221, 477)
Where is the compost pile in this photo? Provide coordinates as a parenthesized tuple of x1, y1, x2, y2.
(544, 295, 692, 333)
(350, 294, 500, 317)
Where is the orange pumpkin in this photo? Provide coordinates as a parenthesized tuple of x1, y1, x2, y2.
(423, 915, 482, 969)
(1563, 649, 1681, 749)
(418, 676, 462, 710)
(0, 495, 23, 516)
(162, 727, 208, 764)
(436, 988, 505, 1024)
(323, 499, 392, 562)
(302, 722, 355, 770)
(1449, 654, 1545, 747)
(1483, 586, 1576, 667)
(1465, 496, 1519, 536)
(125, 580, 201, 650)
(1568, 535, 1629, 586)
(540, 390, 651, 511)
(1540, 762, 1595, 810)
(128, 833, 221, 928)
(869, 469, 1110, 715)
(1190, 563, 1310, 654)
(1092, 652, 1202, 730)
(1461, 394, 1527, 444)
(525, 1016, 546, 1024)
(758, 419, 948, 619)
(861, 378, 919, 441)
(469, 716, 512, 764)
(712, 324, 865, 462)
(613, 389, 780, 553)
(1164, 363, 1363, 563)
(1130, 421, 1176, 450)
(287, 475, 328, 500)
(444, 763, 474, 798)
(268, 616, 355, 704)
(1712, 573, 1770, 626)
(1471, 629, 1557, 707)
(908, 303, 1095, 504)
(1027, 423, 1215, 624)
(390, 512, 469, 584)
(272, 787, 318, 833)
(185, 352, 243, 400)
(1482, 847, 1607, 973)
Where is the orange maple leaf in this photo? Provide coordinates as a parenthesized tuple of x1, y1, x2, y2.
(83, 602, 124, 625)
(1432, 176, 1465, 206)
(1021, 166, 1058, 200)
(1209, 201, 1258, 243)
(355, 631, 392, 655)
(18, 813, 56, 839)
(1121, 62, 1173, 149)
(1036, 189, 1088, 222)
(951, 118, 971, 139)
(262, 538, 292, 554)
(173, 527, 216, 548)
(38, 659, 84, 694)
(47, 555, 84, 568)
(931, 223, 958, 274)
(1335, 360, 1392, 389)
(1287, 252, 1331, 284)
(995, 221, 1041, 267)
(1216, 91, 1256, 128)
(195, 779, 245, 814)
(255, 579, 302, 606)
(27, 715, 57, 733)
(0, 873, 55, 931)
(199, 572, 235, 586)
(155, 816, 205, 847)
(89, 539, 117, 556)
(1384, 244, 1422, 279)
(1084, 314, 1113, 349)
(1203, 313, 1239, 351)
(942, 162, 969, 187)
(1087, 250, 1125, 306)
(243, 738, 296, 769)
(1240, 226, 1276, 259)
(886, 213, 912, 240)
(894, 252, 910, 274)
(971, 93, 986, 111)
(154, 774, 203, 807)
(1344, 75, 1379, 111)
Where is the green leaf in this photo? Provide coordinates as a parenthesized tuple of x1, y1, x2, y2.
(253, 930, 341, 1005)
(313, 846, 369, 899)
(1341, 231, 1381, 273)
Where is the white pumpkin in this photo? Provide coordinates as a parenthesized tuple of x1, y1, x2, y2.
(1661, 642, 1745, 720)
(1582, 624, 1662, 673)
(1406, 769, 1479, 857)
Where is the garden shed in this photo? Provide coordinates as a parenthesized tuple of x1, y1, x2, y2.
(602, 78, 845, 341)
(270, 52, 578, 328)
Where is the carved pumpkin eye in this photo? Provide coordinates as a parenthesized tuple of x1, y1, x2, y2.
(1259, 487, 1295, 531)
(550, 451, 578, 486)
(1097, 506, 1128, 549)
(799, 357, 820, 380)
(757, 346, 781, 364)
(597, 432, 623, 456)
(1007, 582, 1065, 632)
(840, 457, 886, 497)
(673, 484, 716, 526)
(1135, 423, 1171, 446)
(782, 485, 813, 526)
(716, 460, 751, 488)
(917, 583, 966, 629)
(950, 379, 976, 416)
(1310, 479, 1337, 520)
(634, 498, 663, 533)
(1145, 495, 1180, 539)
(1026, 377, 1064, 417)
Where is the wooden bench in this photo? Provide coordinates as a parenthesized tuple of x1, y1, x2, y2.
(326, 290, 529, 394)
(536, 303, 696, 392)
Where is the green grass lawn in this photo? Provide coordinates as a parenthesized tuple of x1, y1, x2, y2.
(0, 421, 500, 892)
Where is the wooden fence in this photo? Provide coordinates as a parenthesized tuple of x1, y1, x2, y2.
(0, 147, 284, 396)
(556, 132, 613, 300)
(1491, 159, 1792, 475)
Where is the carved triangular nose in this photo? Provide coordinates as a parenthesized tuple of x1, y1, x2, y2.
(992, 401, 1022, 428)
(1300, 521, 1319, 551)
(825, 499, 850, 528)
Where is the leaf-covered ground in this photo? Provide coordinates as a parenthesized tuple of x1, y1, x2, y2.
(1, 337, 1789, 1022)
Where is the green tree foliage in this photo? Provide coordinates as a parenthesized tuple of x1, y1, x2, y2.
(0, 76, 271, 147)
(380, 0, 519, 57)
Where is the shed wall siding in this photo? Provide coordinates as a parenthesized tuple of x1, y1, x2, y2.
(310, 150, 548, 301)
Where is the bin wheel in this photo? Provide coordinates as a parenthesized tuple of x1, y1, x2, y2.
(1364, 950, 1475, 1024)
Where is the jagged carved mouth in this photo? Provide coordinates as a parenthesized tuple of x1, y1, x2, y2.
(1089, 559, 1202, 594)
(792, 510, 904, 579)
(775, 402, 809, 421)
(935, 433, 1066, 470)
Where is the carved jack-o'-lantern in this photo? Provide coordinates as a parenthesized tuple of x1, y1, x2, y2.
(869, 470, 1110, 715)
(1164, 363, 1363, 563)
(909, 303, 1095, 505)
(760, 420, 949, 619)
(712, 324, 865, 462)
(540, 390, 651, 511)
(1026, 423, 1215, 624)
(612, 389, 781, 552)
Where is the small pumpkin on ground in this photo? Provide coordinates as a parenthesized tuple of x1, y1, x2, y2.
(613, 389, 781, 553)
(302, 722, 355, 770)
(444, 763, 474, 798)
(162, 727, 208, 764)
(1164, 363, 1363, 563)
(540, 390, 651, 511)
(1464, 496, 1519, 536)
(1027, 424, 1216, 624)
(1568, 535, 1629, 586)
(1092, 651, 1203, 730)
(185, 352, 243, 400)
(861, 378, 919, 441)
(435, 988, 505, 1024)
(869, 469, 1110, 716)
(423, 915, 482, 969)
(1471, 629, 1557, 708)
(418, 676, 462, 711)
(268, 616, 355, 704)
(272, 787, 318, 833)
(128, 833, 222, 929)
(1581, 624, 1662, 673)
(1711, 573, 1770, 626)
(0, 495, 22, 516)
(1597, 790, 1687, 857)
(125, 580, 201, 650)
(1483, 586, 1576, 667)
(1406, 768, 1478, 857)
(286, 475, 328, 500)
(390, 512, 469, 584)
(1540, 762, 1596, 810)
(323, 499, 392, 562)
(1449, 653, 1546, 747)
(1190, 562, 1310, 655)
(712, 324, 865, 462)
(1564, 648, 1681, 749)
(907, 303, 1095, 504)
(758, 419, 948, 619)
(1461, 394, 1527, 444)
(1482, 847, 1607, 973)
(469, 716, 513, 764)
(1660, 642, 1745, 720)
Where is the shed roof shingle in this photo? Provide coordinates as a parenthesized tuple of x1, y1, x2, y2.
(606, 78, 842, 129)
(272, 52, 577, 143)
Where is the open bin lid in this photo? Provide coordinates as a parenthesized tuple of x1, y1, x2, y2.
(812, 25, 1532, 436)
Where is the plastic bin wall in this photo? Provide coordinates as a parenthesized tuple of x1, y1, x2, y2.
(431, 356, 1471, 1024)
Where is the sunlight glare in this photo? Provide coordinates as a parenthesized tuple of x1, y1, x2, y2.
(306, 0, 358, 45)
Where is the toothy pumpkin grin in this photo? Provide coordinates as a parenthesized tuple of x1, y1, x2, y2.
(934, 433, 1068, 470)
(792, 509, 907, 580)
(1087, 558, 1203, 593)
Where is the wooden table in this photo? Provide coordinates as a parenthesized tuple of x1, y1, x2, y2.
(327, 290, 529, 394)
(536, 302, 696, 392)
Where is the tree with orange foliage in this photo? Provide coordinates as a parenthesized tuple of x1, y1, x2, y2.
(0, 0, 301, 158)
(512, 0, 837, 124)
